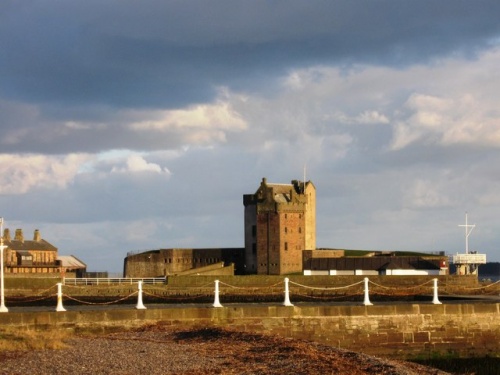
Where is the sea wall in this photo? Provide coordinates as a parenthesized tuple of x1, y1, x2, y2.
(165, 274, 480, 288)
(1, 302, 498, 359)
(5, 274, 480, 290)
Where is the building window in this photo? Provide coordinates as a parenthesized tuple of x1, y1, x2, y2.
(252, 225, 256, 237)
(285, 242, 288, 251)
(285, 227, 287, 234)
(299, 227, 302, 233)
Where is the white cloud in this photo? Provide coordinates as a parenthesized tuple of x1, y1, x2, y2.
(389, 49, 500, 150)
(391, 92, 500, 149)
(111, 154, 171, 174)
(230, 48, 500, 157)
(129, 100, 247, 144)
(0, 153, 91, 194)
(403, 179, 453, 209)
(332, 110, 390, 125)
(0, 151, 171, 195)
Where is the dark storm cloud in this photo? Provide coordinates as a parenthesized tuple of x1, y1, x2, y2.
(1, 1, 500, 271)
(1, 1, 499, 110)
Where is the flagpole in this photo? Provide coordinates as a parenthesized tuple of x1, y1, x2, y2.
(0, 217, 8, 312)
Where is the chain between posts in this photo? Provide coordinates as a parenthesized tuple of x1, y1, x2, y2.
(2, 277, 499, 311)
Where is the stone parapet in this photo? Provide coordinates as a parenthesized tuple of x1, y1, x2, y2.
(1, 302, 498, 359)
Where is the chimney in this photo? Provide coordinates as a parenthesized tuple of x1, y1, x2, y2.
(34, 229, 41, 242)
(15, 229, 24, 243)
(3, 228, 10, 242)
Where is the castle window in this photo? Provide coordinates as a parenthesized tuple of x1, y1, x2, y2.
(252, 225, 256, 237)
(285, 227, 287, 234)
(298, 227, 302, 233)
(285, 242, 288, 251)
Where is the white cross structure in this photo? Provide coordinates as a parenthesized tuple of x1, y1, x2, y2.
(452, 213, 486, 275)
(458, 212, 475, 254)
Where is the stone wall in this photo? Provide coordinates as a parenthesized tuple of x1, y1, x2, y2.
(164, 274, 480, 288)
(304, 181, 316, 251)
(1, 302, 498, 359)
(124, 248, 245, 277)
(5, 274, 483, 299)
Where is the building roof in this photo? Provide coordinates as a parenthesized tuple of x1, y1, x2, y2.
(4, 239, 57, 251)
(2, 228, 57, 251)
(243, 178, 315, 209)
(57, 255, 87, 269)
(304, 256, 442, 271)
(378, 261, 396, 270)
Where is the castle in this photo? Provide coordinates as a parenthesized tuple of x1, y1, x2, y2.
(124, 177, 447, 277)
(125, 177, 315, 277)
(243, 178, 316, 275)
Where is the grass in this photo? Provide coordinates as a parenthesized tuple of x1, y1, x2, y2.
(0, 327, 70, 352)
(412, 357, 500, 375)
(409, 351, 500, 375)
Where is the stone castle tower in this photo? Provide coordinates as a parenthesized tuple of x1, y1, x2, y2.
(243, 178, 316, 275)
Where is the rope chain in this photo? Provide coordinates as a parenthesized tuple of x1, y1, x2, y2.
(4, 278, 499, 307)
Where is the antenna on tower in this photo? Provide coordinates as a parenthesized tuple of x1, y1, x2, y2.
(303, 164, 307, 193)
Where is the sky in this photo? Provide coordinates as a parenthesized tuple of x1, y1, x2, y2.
(1, 1, 500, 273)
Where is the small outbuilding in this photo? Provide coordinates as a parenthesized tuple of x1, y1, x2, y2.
(57, 255, 87, 278)
(303, 250, 448, 276)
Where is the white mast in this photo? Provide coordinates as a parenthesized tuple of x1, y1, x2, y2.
(452, 212, 486, 275)
(0, 217, 8, 312)
(458, 212, 475, 254)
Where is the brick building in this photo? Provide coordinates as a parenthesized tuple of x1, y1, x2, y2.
(3, 228, 59, 274)
(243, 178, 316, 275)
(2, 228, 86, 276)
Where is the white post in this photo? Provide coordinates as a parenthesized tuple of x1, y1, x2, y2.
(432, 278, 442, 305)
(283, 278, 294, 306)
(0, 218, 8, 313)
(56, 282, 66, 312)
(363, 277, 373, 306)
(136, 280, 146, 309)
(213, 280, 223, 308)
(283, 277, 293, 306)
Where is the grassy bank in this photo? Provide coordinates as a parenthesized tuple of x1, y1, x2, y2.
(0, 326, 69, 352)
(411, 356, 500, 375)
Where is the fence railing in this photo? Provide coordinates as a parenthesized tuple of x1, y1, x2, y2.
(2, 277, 499, 313)
(63, 277, 166, 286)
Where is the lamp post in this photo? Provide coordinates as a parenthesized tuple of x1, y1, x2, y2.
(0, 217, 8, 312)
